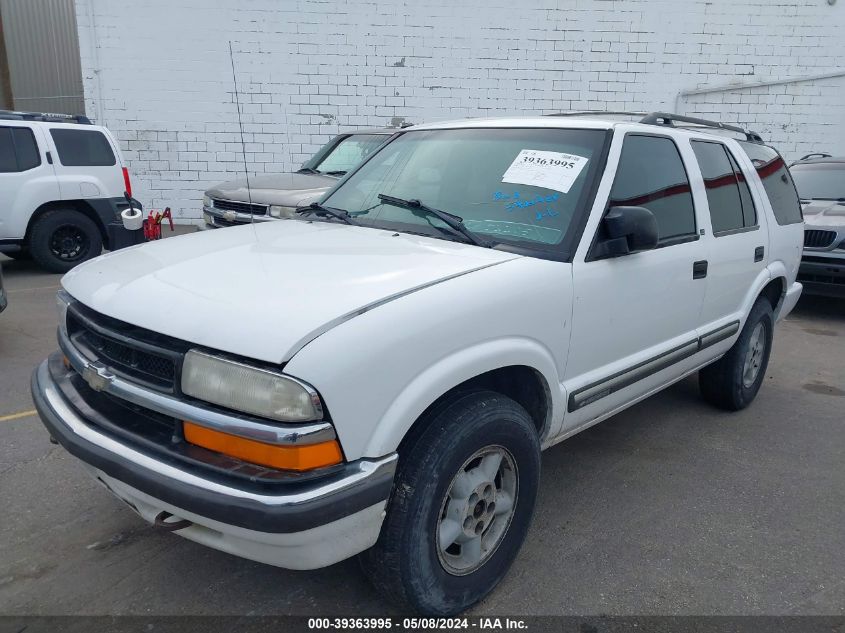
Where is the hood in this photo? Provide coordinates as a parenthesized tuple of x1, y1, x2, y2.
(206, 172, 338, 207)
(62, 221, 520, 364)
(801, 200, 845, 229)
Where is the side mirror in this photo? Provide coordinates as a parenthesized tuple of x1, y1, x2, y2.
(594, 205, 659, 258)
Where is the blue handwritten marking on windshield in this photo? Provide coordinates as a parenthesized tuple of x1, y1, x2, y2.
(502, 192, 560, 211)
(493, 190, 561, 221)
(535, 209, 560, 221)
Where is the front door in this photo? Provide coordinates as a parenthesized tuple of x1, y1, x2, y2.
(562, 132, 708, 432)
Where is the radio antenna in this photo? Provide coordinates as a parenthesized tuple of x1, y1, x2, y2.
(228, 41, 254, 223)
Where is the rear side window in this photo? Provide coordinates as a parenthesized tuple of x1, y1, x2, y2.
(691, 141, 756, 235)
(50, 128, 116, 166)
(726, 150, 757, 227)
(0, 127, 41, 172)
(737, 141, 802, 225)
(608, 135, 697, 244)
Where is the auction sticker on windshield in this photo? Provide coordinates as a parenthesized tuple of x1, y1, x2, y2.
(501, 149, 589, 194)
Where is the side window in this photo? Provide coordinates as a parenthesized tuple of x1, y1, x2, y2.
(0, 126, 42, 172)
(691, 141, 747, 234)
(608, 135, 697, 244)
(50, 128, 116, 167)
(738, 141, 802, 225)
(726, 149, 757, 227)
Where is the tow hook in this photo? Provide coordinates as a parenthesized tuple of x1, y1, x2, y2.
(154, 511, 193, 531)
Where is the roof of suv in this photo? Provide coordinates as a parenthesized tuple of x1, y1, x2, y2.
(340, 127, 400, 135)
(406, 113, 762, 144)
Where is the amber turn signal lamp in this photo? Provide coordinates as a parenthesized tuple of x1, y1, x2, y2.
(182, 421, 343, 472)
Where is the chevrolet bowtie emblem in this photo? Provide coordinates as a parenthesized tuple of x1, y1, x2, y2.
(223, 210, 237, 221)
(82, 363, 112, 392)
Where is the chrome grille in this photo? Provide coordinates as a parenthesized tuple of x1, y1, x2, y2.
(804, 229, 837, 248)
(212, 198, 267, 216)
(66, 306, 183, 392)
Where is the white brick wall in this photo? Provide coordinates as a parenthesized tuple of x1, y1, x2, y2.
(75, 0, 845, 220)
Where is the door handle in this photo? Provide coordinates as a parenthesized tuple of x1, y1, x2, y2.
(693, 260, 708, 279)
(754, 246, 764, 262)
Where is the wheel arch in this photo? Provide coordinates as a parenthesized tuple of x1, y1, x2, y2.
(25, 200, 110, 248)
(362, 338, 563, 458)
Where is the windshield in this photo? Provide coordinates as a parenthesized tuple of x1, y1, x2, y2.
(790, 163, 845, 200)
(321, 127, 607, 250)
(313, 134, 388, 174)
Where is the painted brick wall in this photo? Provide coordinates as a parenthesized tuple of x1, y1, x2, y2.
(75, 0, 845, 221)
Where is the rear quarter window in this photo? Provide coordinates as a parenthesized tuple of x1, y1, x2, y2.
(0, 126, 41, 172)
(737, 141, 802, 226)
(50, 128, 116, 167)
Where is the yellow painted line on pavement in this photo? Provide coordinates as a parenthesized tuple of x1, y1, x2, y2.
(0, 409, 37, 422)
(6, 284, 60, 294)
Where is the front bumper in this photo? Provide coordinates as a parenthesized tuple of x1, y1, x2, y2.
(798, 255, 845, 298)
(32, 358, 397, 567)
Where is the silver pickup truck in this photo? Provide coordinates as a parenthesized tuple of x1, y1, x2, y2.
(202, 128, 396, 228)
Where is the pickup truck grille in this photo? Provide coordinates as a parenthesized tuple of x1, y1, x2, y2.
(66, 305, 184, 392)
(212, 198, 267, 216)
(804, 229, 837, 248)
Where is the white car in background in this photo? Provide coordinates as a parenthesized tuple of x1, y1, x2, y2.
(0, 110, 137, 273)
(33, 113, 803, 615)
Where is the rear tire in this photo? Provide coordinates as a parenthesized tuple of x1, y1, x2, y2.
(28, 209, 103, 273)
(360, 390, 541, 615)
(699, 297, 774, 411)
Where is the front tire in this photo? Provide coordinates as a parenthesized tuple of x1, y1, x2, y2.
(699, 297, 774, 411)
(360, 391, 541, 615)
(29, 209, 103, 274)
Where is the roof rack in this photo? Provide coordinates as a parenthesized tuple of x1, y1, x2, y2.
(640, 112, 763, 143)
(798, 152, 832, 161)
(545, 111, 647, 118)
(0, 110, 91, 124)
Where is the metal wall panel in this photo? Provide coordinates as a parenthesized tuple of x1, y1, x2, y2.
(0, 0, 83, 114)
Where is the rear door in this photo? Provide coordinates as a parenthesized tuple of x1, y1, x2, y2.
(689, 139, 768, 331)
(564, 131, 708, 428)
(737, 142, 803, 298)
(43, 125, 124, 200)
(0, 123, 58, 240)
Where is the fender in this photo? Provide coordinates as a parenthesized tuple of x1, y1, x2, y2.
(734, 265, 781, 331)
(363, 337, 564, 457)
(284, 256, 574, 461)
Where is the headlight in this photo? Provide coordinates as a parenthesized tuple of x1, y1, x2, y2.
(181, 350, 323, 422)
(202, 195, 212, 208)
(268, 205, 296, 218)
(56, 289, 72, 337)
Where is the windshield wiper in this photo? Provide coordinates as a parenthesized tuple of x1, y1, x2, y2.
(297, 167, 321, 174)
(324, 170, 347, 176)
(296, 202, 358, 225)
(376, 194, 491, 247)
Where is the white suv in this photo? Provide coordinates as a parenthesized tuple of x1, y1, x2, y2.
(0, 111, 136, 273)
(33, 113, 803, 615)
